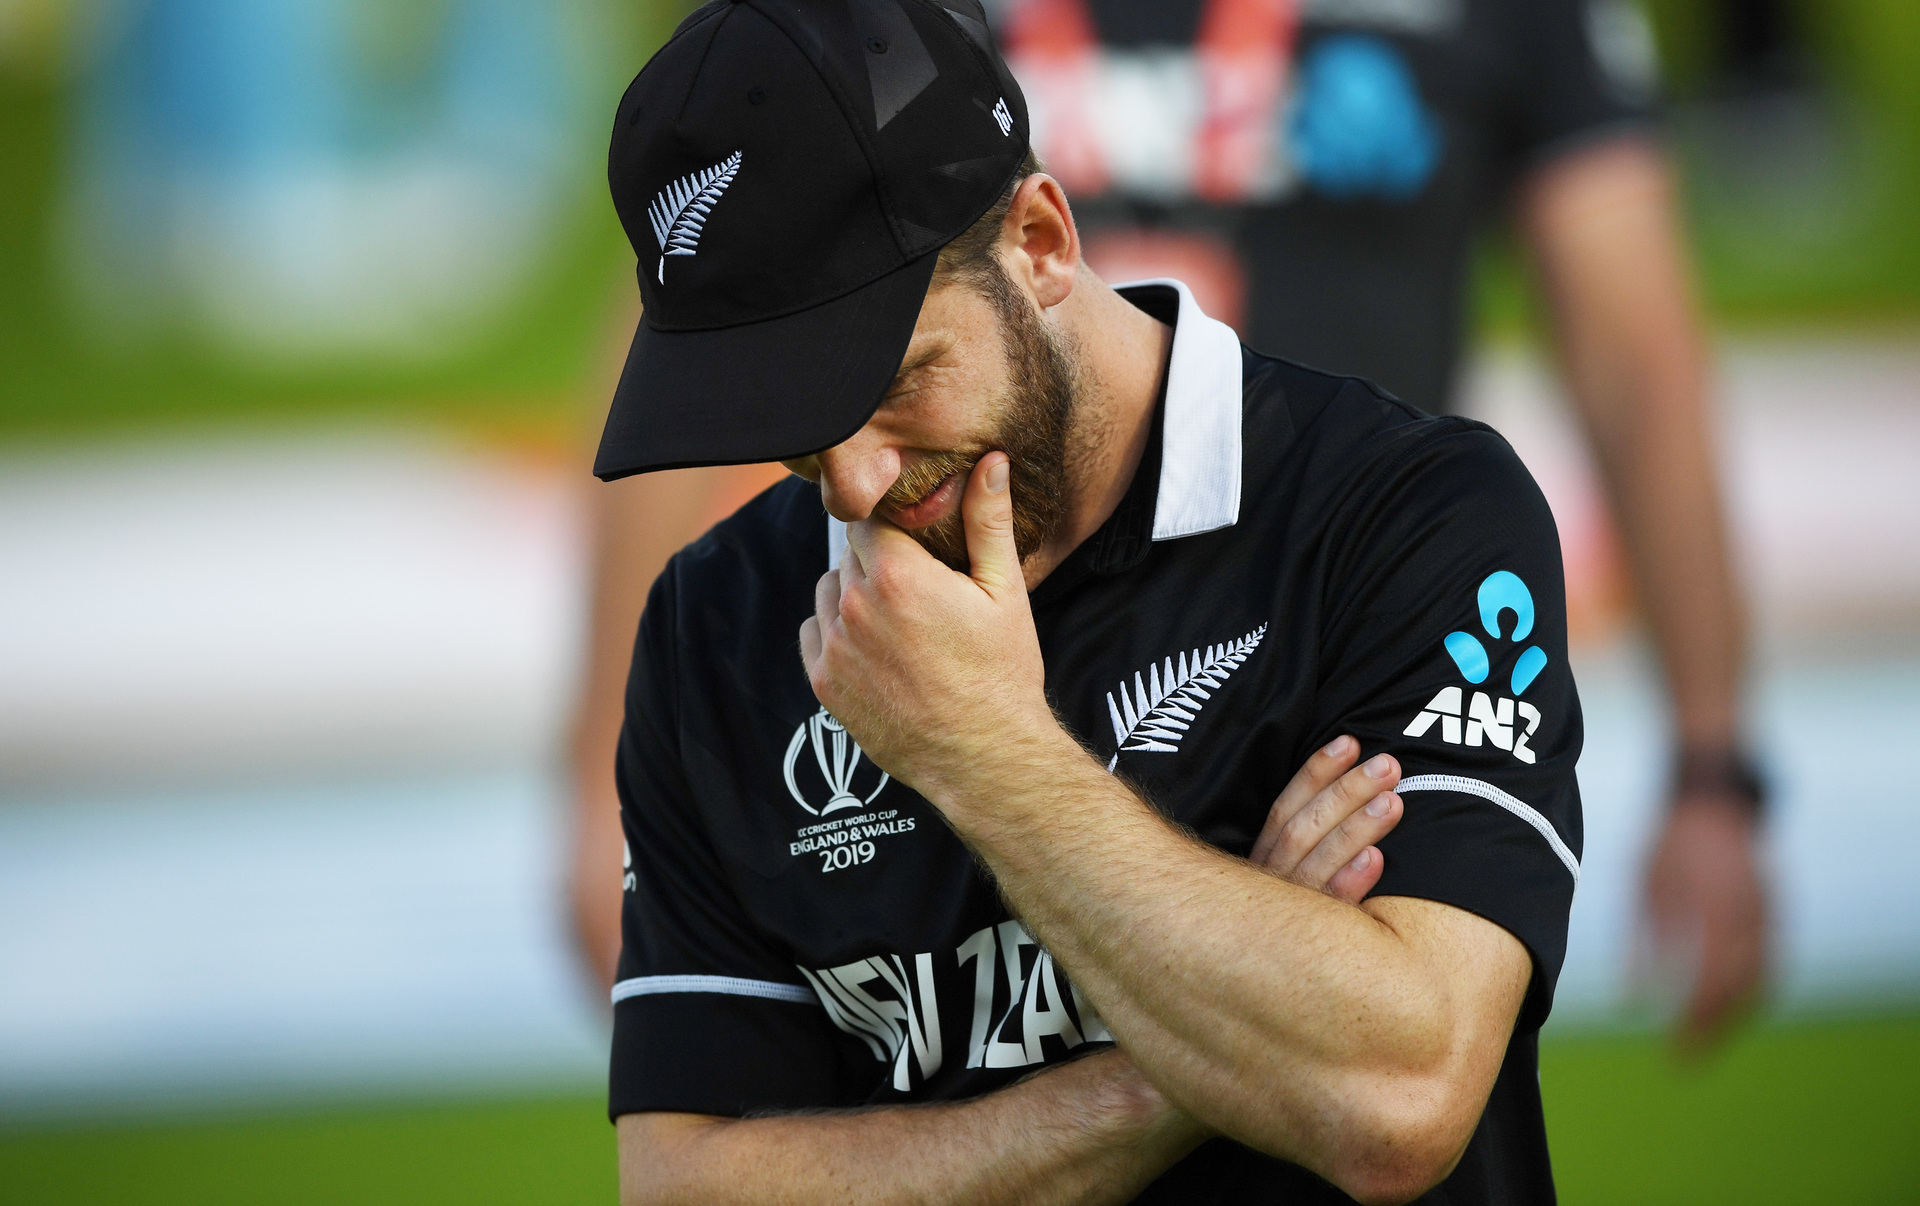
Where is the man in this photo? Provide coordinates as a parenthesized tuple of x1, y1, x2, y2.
(599, 2, 1580, 1201)
(572, 0, 1763, 1047)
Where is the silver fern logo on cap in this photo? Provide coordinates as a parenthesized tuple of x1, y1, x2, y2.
(1105, 624, 1268, 771)
(647, 150, 742, 284)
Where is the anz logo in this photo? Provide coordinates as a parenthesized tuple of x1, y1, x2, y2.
(1404, 572, 1548, 765)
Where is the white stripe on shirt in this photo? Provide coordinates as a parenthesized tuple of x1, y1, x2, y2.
(611, 974, 820, 1006)
(1397, 774, 1581, 884)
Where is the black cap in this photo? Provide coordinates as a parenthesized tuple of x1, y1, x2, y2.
(594, 0, 1031, 480)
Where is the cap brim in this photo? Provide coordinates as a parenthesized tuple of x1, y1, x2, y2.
(593, 251, 939, 480)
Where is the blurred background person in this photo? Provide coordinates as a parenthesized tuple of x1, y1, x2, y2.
(567, 0, 1766, 1050)
(567, 455, 788, 989)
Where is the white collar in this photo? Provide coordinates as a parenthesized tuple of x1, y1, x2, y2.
(1113, 278, 1244, 542)
(826, 276, 1243, 569)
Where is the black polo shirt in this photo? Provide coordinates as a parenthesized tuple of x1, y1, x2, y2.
(610, 281, 1583, 1204)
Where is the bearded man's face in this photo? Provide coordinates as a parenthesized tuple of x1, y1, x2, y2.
(784, 264, 1083, 572)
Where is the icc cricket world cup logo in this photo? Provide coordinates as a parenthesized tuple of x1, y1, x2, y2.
(783, 707, 890, 816)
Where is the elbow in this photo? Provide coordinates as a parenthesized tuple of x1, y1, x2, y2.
(1337, 1156, 1460, 1206)
(617, 1112, 724, 1206)
(1320, 1082, 1479, 1206)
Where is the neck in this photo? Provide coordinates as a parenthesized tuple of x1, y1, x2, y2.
(1022, 269, 1172, 590)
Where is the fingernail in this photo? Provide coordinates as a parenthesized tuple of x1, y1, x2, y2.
(1322, 736, 1351, 758)
(1363, 754, 1393, 779)
(1366, 793, 1393, 818)
(1348, 848, 1373, 871)
(985, 457, 1009, 494)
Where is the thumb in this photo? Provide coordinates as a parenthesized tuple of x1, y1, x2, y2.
(963, 452, 1021, 596)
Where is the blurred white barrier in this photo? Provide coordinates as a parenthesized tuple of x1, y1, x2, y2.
(0, 433, 581, 791)
(1463, 338, 1920, 638)
(0, 773, 605, 1117)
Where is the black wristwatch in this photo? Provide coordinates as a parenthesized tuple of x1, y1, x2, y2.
(1671, 745, 1768, 818)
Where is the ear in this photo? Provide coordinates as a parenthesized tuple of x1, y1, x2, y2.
(998, 174, 1080, 310)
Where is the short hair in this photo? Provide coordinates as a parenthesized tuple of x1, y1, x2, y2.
(933, 147, 1045, 290)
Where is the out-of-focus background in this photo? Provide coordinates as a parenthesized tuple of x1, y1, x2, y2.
(1, 1, 1916, 1202)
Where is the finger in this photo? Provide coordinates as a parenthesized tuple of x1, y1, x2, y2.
(1251, 736, 1360, 864)
(1325, 846, 1384, 905)
(1291, 790, 1401, 891)
(802, 570, 842, 687)
(842, 516, 930, 605)
(799, 614, 823, 674)
(1261, 752, 1400, 878)
(1680, 904, 1765, 1048)
(840, 522, 875, 588)
(961, 452, 1022, 597)
(815, 567, 843, 627)
(1681, 967, 1740, 1049)
(1680, 958, 1750, 1050)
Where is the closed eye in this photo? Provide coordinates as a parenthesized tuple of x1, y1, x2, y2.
(882, 341, 953, 407)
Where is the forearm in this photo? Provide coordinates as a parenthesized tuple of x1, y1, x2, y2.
(1522, 138, 1746, 746)
(617, 1048, 1208, 1206)
(926, 731, 1487, 1195)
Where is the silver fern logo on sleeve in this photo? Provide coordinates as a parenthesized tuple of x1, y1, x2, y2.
(647, 150, 743, 284)
(1104, 624, 1268, 771)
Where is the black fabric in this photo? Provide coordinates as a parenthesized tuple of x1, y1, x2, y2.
(608, 291, 1582, 1202)
(1057, 0, 1651, 412)
(596, 0, 1032, 479)
(610, 993, 865, 1118)
(1084, 0, 1205, 46)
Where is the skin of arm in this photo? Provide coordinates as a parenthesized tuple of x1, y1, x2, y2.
(618, 735, 1411, 1206)
(1519, 137, 1766, 1047)
(621, 1047, 1206, 1206)
(800, 465, 1532, 1205)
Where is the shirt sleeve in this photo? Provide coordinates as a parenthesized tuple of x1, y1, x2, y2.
(608, 560, 857, 1120)
(1500, 0, 1657, 172)
(1312, 413, 1584, 1032)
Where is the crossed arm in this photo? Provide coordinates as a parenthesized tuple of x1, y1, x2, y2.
(620, 733, 1513, 1206)
(619, 461, 1532, 1206)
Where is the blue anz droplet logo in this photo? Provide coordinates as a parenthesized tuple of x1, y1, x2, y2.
(1406, 572, 1549, 764)
(1444, 571, 1549, 696)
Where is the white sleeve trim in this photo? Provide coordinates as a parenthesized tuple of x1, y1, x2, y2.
(611, 974, 821, 1006)
(1397, 774, 1581, 884)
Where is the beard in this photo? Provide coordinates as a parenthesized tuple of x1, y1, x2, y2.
(883, 272, 1080, 573)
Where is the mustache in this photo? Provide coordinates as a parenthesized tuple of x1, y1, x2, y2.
(881, 450, 983, 520)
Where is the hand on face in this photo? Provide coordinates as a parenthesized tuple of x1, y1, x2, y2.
(799, 451, 1056, 804)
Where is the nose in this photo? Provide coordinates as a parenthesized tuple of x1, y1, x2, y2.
(814, 438, 900, 524)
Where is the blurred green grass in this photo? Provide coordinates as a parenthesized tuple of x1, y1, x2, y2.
(2, 1012, 1916, 1205)
(1542, 1011, 1920, 1205)
(0, 1093, 616, 1206)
